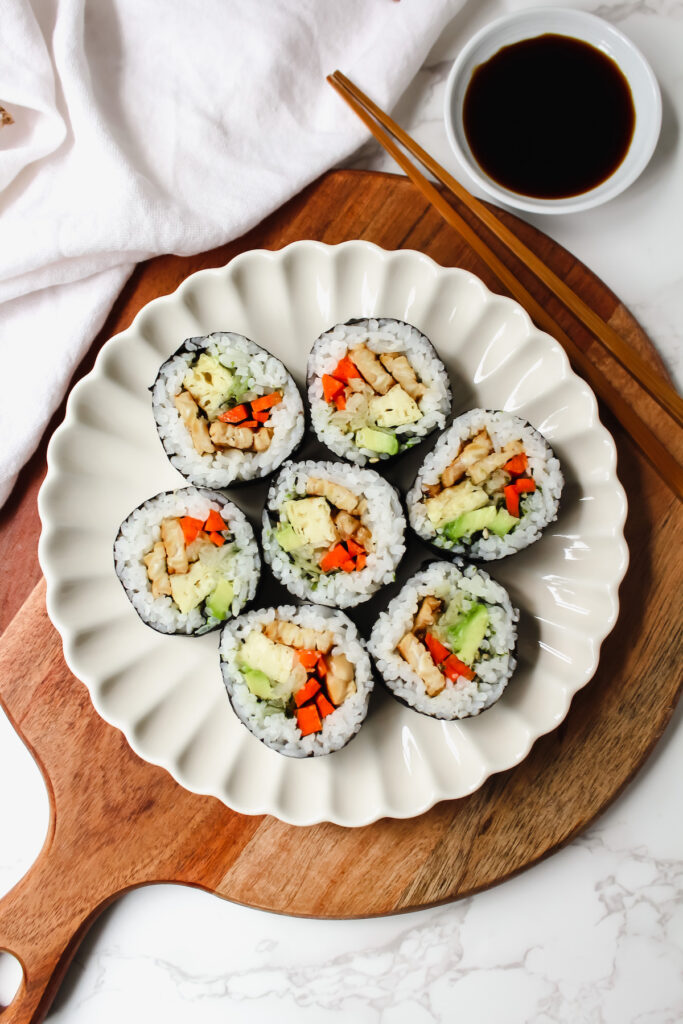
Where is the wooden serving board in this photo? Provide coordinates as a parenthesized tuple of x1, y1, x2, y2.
(0, 170, 681, 1024)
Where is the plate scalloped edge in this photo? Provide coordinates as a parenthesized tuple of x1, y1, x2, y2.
(37, 240, 629, 827)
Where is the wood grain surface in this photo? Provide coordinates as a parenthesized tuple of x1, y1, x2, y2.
(0, 170, 681, 1024)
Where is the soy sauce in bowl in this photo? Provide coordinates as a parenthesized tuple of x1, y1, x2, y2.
(462, 33, 636, 200)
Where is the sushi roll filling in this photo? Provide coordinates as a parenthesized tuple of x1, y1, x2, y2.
(115, 486, 260, 636)
(174, 351, 282, 457)
(270, 474, 373, 581)
(142, 509, 239, 621)
(262, 459, 406, 609)
(322, 345, 428, 457)
(420, 427, 537, 544)
(308, 319, 451, 467)
(397, 590, 497, 697)
(236, 618, 358, 737)
(368, 561, 518, 720)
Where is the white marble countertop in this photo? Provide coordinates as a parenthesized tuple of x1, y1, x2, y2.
(1, 1, 681, 1021)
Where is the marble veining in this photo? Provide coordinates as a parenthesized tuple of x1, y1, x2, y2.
(1, 0, 681, 1021)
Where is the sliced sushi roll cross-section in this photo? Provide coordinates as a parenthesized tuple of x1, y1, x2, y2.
(407, 409, 564, 560)
(368, 561, 519, 720)
(307, 318, 451, 465)
(114, 487, 260, 635)
(262, 459, 406, 608)
(152, 332, 304, 487)
(220, 605, 374, 756)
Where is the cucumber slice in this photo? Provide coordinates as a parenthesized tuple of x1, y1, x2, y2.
(447, 603, 489, 665)
(243, 667, 274, 700)
(355, 426, 399, 456)
(206, 577, 234, 620)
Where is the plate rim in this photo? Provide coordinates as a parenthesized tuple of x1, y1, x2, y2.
(37, 239, 630, 827)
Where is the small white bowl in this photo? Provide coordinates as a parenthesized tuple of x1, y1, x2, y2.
(443, 7, 662, 215)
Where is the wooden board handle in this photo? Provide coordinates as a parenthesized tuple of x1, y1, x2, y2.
(0, 585, 124, 1024)
(0, 833, 115, 1024)
(0, 585, 241, 1022)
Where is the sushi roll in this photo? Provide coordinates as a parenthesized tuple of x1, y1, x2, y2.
(407, 409, 563, 560)
(151, 332, 304, 488)
(114, 486, 260, 635)
(368, 561, 518, 720)
(220, 605, 374, 757)
(261, 459, 406, 608)
(307, 318, 451, 465)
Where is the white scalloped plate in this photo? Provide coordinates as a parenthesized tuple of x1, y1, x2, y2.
(38, 241, 628, 827)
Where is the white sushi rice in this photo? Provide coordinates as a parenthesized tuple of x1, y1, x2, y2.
(152, 332, 304, 487)
(220, 604, 374, 757)
(261, 459, 406, 608)
(114, 487, 260, 635)
(407, 409, 564, 560)
(308, 318, 451, 465)
(368, 562, 518, 720)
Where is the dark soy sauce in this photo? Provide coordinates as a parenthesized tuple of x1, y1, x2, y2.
(463, 33, 636, 199)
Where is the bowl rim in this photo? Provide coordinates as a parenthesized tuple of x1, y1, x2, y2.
(443, 6, 662, 215)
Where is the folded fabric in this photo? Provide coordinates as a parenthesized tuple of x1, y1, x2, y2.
(0, 0, 463, 505)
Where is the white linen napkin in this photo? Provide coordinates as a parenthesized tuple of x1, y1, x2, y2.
(0, 0, 463, 506)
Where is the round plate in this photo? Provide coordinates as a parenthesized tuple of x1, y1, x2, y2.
(38, 241, 628, 827)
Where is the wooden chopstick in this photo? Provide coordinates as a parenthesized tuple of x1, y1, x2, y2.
(331, 70, 683, 430)
(328, 71, 683, 503)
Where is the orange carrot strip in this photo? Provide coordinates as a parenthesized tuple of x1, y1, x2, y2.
(332, 356, 361, 382)
(240, 420, 258, 429)
(251, 392, 282, 412)
(294, 677, 321, 707)
(316, 693, 335, 718)
(346, 537, 365, 557)
(253, 410, 270, 423)
(218, 404, 248, 423)
(209, 531, 226, 547)
(296, 704, 322, 736)
(334, 392, 347, 411)
(296, 649, 320, 671)
(319, 549, 338, 573)
(504, 484, 520, 518)
(514, 477, 536, 494)
(341, 558, 356, 572)
(316, 655, 327, 678)
(355, 552, 366, 571)
(179, 516, 203, 545)
(443, 653, 475, 682)
(322, 374, 344, 402)
(204, 509, 227, 533)
(319, 543, 350, 572)
(503, 453, 528, 475)
(425, 632, 450, 665)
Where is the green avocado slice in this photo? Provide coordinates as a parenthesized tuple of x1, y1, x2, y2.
(275, 522, 305, 552)
(242, 667, 274, 700)
(443, 506, 497, 541)
(355, 425, 399, 455)
(489, 508, 518, 537)
(206, 578, 234, 620)
(447, 603, 490, 666)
